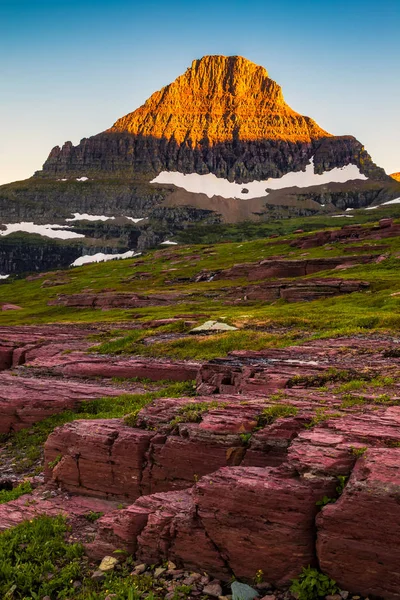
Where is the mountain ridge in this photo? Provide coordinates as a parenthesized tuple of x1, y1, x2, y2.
(39, 55, 387, 184)
(107, 55, 331, 145)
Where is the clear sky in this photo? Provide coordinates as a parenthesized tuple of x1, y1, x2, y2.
(1, 0, 399, 185)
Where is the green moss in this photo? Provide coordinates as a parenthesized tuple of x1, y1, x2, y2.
(257, 404, 298, 427)
(169, 400, 227, 428)
(289, 368, 373, 389)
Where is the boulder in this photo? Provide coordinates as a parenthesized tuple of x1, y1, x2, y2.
(317, 448, 400, 600)
(190, 321, 238, 334)
(45, 419, 154, 500)
(1, 304, 22, 311)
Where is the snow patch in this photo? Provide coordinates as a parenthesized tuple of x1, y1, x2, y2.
(0, 223, 85, 240)
(76, 177, 89, 182)
(66, 213, 115, 222)
(0, 274, 9, 280)
(125, 216, 146, 223)
(151, 159, 368, 200)
(71, 250, 142, 267)
(382, 197, 400, 206)
(365, 206, 378, 210)
(161, 240, 178, 245)
(331, 214, 355, 218)
(66, 213, 146, 223)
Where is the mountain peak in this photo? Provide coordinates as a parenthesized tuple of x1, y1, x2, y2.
(108, 55, 330, 145)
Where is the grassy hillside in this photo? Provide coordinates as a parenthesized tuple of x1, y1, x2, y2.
(1, 208, 400, 360)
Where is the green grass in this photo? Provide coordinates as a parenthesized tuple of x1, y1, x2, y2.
(0, 514, 193, 600)
(168, 400, 228, 428)
(175, 202, 400, 244)
(0, 481, 32, 504)
(0, 515, 84, 599)
(1, 209, 399, 329)
(257, 404, 298, 427)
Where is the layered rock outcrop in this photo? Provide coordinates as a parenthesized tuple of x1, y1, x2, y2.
(41, 56, 386, 185)
(212, 254, 378, 280)
(2, 329, 400, 597)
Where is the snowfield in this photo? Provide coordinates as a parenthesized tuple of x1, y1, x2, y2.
(71, 250, 142, 267)
(66, 213, 146, 223)
(0, 223, 85, 240)
(151, 159, 368, 200)
(381, 197, 400, 206)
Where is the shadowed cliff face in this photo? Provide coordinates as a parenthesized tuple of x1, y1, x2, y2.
(41, 131, 386, 183)
(40, 55, 387, 183)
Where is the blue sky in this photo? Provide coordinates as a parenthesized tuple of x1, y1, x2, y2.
(1, 0, 399, 184)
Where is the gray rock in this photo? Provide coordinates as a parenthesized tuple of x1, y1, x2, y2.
(99, 556, 118, 572)
(204, 581, 223, 597)
(190, 320, 237, 334)
(231, 582, 259, 600)
(132, 563, 147, 575)
(91, 570, 106, 582)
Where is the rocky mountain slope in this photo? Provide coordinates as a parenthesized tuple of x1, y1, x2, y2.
(42, 55, 385, 183)
(1, 55, 399, 274)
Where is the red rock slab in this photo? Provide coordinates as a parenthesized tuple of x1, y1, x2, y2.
(49, 291, 181, 309)
(197, 337, 400, 395)
(0, 488, 119, 533)
(241, 415, 311, 467)
(288, 406, 400, 476)
(213, 255, 377, 281)
(141, 397, 317, 490)
(22, 340, 93, 365)
(90, 466, 335, 582)
(44, 395, 321, 500)
(0, 373, 128, 433)
(24, 352, 200, 382)
(44, 399, 257, 499)
(45, 419, 154, 500)
(197, 354, 327, 395)
(0, 324, 103, 370)
(193, 465, 335, 584)
(0, 324, 98, 345)
(290, 222, 400, 249)
(0, 304, 22, 311)
(317, 448, 400, 600)
(225, 278, 369, 304)
(60, 356, 200, 382)
(88, 489, 230, 577)
(288, 405, 400, 476)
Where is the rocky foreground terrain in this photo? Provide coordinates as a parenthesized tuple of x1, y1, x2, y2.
(0, 215, 400, 599)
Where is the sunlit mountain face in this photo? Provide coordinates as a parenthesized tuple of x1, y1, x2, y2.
(41, 55, 386, 185)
